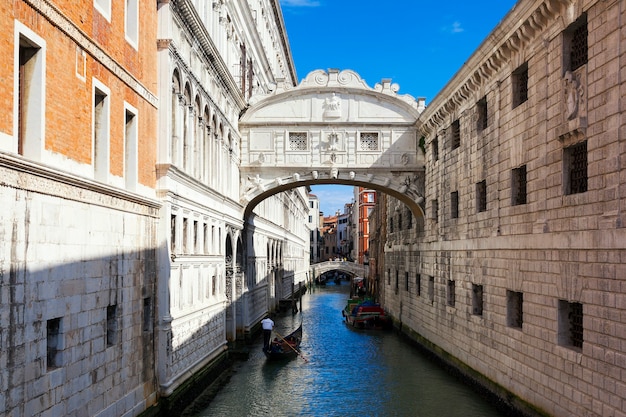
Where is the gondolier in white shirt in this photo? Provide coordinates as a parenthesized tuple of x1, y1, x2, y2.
(261, 316, 274, 351)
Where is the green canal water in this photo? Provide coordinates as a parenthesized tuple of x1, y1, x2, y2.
(194, 282, 513, 417)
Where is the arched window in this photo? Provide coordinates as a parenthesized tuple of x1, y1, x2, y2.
(171, 70, 181, 165)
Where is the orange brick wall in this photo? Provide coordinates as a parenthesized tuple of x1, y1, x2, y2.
(1, 1, 157, 188)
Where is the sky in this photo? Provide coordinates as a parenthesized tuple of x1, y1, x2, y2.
(279, 0, 518, 216)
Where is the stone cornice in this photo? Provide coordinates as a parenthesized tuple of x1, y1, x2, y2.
(268, 0, 298, 86)
(172, 0, 247, 110)
(417, 0, 570, 136)
(0, 152, 161, 216)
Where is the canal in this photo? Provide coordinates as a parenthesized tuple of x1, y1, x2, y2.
(194, 282, 512, 417)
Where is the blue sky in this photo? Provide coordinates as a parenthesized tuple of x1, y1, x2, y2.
(279, 0, 518, 215)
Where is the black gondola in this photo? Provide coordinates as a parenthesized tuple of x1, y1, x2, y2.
(263, 324, 303, 360)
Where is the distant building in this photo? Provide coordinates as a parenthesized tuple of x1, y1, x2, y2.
(320, 213, 338, 261)
(308, 193, 322, 263)
(336, 202, 353, 259)
(353, 187, 376, 264)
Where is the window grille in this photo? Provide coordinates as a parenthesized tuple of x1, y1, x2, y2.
(432, 199, 439, 223)
(507, 290, 523, 328)
(432, 136, 439, 161)
(477, 97, 488, 131)
(472, 284, 483, 315)
(477, 180, 487, 212)
(570, 302, 584, 348)
(360, 132, 378, 150)
(513, 63, 529, 107)
(447, 280, 455, 307)
(567, 141, 587, 194)
(428, 276, 434, 303)
(451, 120, 460, 150)
(569, 15, 588, 71)
(289, 132, 308, 151)
(451, 191, 459, 219)
(512, 166, 527, 205)
(416, 274, 421, 296)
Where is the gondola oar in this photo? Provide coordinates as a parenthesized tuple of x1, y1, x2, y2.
(274, 330, 309, 363)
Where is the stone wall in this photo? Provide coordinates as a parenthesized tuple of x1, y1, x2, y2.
(380, 0, 626, 416)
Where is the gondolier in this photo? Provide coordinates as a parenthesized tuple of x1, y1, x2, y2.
(261, 316, 274, 351)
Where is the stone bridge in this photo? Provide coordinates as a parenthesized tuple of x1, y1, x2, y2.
(239, 69, 427, 218)
(310, 260, 369, 281)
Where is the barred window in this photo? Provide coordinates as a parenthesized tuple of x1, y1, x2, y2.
(432, 199, 439, 223)
(476, 180, 487, 213)
(477, 96, 488, 132)
(360, 132, 379, 150)
(472, 284, 483, 316)
(432, 136, 439, 161)
(289, 132, 308, 151)
(451, 191, 459, 219)
(558, 300, 583, 349)
(512, 165, 527, 206)
(564, 141, 587, 195)
(512, 62, 529, 108)
(447, 280, 455, 307)
(451, 120, 461, 150)
(564, 14, 588, 72)
(507, 290, 523, 328)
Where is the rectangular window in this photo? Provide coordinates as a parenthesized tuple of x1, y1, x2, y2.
(94, 0, 112, 21)
(170, 214, 177, 254)
(476, 180, 487, 213)
(47, 318, 62, 370)
(507, 290, 523, 328)
(388, 269, 391, 285)
(428, 276, 434, 303)
(106, 305, 118, 347)
(564, 141, 587, 195)
(124, 104, 138, 191)
(432, 199, 439, 223)
(204, 223, 209, 255)
(451, 191, 459, 219)
(564, 14, 588, 72)
(360, 132, 379, 150)
(415, 274, 421, 296)
(512, 165, 527, 206)
(405, 272, 409, 291)
(472, 284, 483, 316)
(93, 80, 110, 183)
(450, 119, 460, 150)
(395, 270, 399, 294)
(125, 0, 139, 48)
(143, 298, 152, 332)
(512, 62, 529, 108)
(447, 280, 455, 307)
(16, 24, 45, 160)
(476, 96, 488, 132)
(558, 300, 583, 349)
(193, 220, 199, 254)
(182, 218, 188, 254)
(432, 136, 439, 161)
(288, 132, 308, 151)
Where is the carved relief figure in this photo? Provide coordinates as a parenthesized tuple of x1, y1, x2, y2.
(564, 70, 583, 120)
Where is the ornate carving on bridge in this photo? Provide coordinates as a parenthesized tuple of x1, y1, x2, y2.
(323, 93, 341, 118)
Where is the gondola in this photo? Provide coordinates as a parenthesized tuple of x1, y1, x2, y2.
(263, 324, 303, 360)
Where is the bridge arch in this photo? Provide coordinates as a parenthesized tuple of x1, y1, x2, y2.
(239, 69, 427, 219)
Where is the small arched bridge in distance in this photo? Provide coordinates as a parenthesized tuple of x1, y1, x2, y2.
(238, 69, 427, 220)
(310, 260, 369, 281)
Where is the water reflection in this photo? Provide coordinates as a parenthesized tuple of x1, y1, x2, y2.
(195, 283, 508, 417)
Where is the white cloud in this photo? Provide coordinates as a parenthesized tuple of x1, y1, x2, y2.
(280, 0, 320, 7)
(442, 21, 464, 34)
